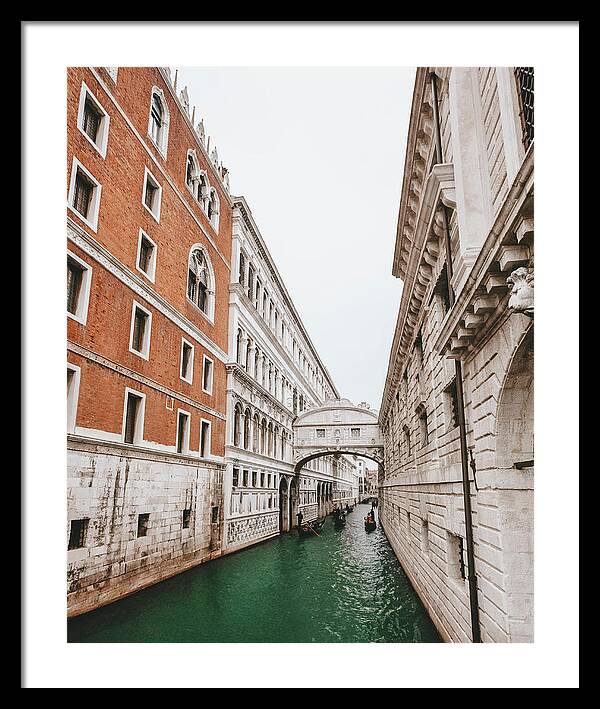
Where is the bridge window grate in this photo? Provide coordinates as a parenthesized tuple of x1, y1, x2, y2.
(514, 67, 534, 150)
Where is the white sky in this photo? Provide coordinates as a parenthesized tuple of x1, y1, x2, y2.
(177, 67, 414, 410)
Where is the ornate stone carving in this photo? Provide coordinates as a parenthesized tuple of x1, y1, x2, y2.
(507, 266, 534, 316)
(196, 119, 205, 145)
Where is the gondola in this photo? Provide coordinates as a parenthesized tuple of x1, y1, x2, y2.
(364, 513, 377, 532)
(334, 512, 346, 530)
(298, 518, 326, 537)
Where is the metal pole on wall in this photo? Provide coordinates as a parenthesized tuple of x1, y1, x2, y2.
(429, 71, 482, 643)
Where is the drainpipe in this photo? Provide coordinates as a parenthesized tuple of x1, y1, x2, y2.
(429, 71, 482, 643)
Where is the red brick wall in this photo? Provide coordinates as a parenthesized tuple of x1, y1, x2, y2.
(67, 67, 231, 452)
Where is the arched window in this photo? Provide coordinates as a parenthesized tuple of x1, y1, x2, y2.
(261, 418, 267, 455)
(243, 408, 251, 450)
(187, 247, 213, 317)
(274, 426, 279, 459)
(233, 403, 243, 447)
(186, 154, 195, 187)
(245, 338, 252, 371)
(197, 172, 209, 210)
(253, 413, 260, 452)
(148, 88, 169, 156)
(268, 422, 274, 457)
(207, 188, 220, 231)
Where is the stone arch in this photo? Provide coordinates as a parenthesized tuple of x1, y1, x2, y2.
(252, 412, 260, 453)
(293, 449, 383, 474)
(243, 407, 251, 450)
(278, 476, 289, 533)
(187, 243, 216, 320)
(233, 402, 243, 448)
(289, 477, 299, 530)
(495, 325, 534, 469)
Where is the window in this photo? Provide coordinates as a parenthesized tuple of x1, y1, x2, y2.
(68, 159, 101, 231)
(142, 167, 162, 222)
(123, 390, 144, 445)
(77, 82, 110, 157)
(182, 509, 191, 529)
(137, 513, 150, 538)
(180, 339, 194, 384)
(260, 472, 265, 488)
(232, 467, 239, 487)
(242, 469, 249, 487)
(136, 229, 157, 282)
(444, 378, 459, 430)
(67, 364, 80, 434)
(186, 153, 196, 188)
(200, 419, 211, 458)
(129, 301, 152, 359)
(148, 88, 169, 156)
(247, 264, 255, 301)
(211, 506, 219, 524)
(202, 356, 214, 394)
(176, 410, 190, 454)
(187, 247, 213, 317)
(514, 67, 534, 150)
(351, 428, 360, 438)
(207, 188, 220, 231)
(67, 252, 92, 325)
(68, 518, 89, 550)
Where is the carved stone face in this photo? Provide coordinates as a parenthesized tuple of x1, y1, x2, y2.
(507, 267, 534, 314)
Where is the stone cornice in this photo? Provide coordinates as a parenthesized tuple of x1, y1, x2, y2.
(232, 196, 340, 399)
(392, 68, 437, 281)
(227, 362, 292, 420)
(68, 434, 226, 468)
(433, 146, 534, 358)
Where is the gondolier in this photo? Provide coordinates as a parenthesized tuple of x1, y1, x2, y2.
(297, 510, 303, 528)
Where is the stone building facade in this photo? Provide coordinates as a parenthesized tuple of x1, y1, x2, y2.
(378, 67, 534, 642)
(224, 198, 357, 551)
(67, 67, 233, 615)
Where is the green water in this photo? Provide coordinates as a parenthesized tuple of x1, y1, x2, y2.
(67, 503, 440, 643)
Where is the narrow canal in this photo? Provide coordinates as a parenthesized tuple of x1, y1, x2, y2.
(67, 502, 440, 643)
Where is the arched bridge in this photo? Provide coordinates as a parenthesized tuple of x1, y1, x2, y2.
(292, 398, 384, 472)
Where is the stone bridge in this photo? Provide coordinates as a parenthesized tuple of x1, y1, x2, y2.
(292, 398, 384, 472)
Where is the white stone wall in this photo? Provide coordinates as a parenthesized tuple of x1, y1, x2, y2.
(67, 439, 224, 616)
(379, 66, 534, 643)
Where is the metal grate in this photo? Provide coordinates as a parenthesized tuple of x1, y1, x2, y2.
(515, 67, 534, 149)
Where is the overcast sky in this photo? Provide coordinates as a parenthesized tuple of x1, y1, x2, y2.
(177, 67, 414, 410)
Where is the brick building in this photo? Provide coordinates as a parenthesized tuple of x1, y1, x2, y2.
(378, 67, 534, 642)
(67, 67, 233, 615)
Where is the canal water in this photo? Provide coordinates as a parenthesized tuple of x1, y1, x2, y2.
(68, 503, 440, 643)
